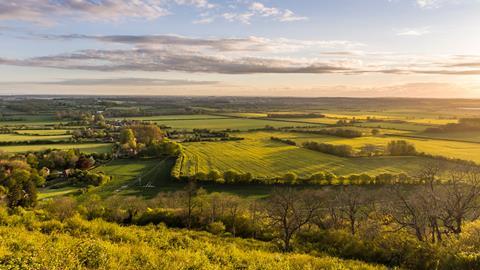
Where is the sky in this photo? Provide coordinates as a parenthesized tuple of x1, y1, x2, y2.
(0, 0, 480, 97)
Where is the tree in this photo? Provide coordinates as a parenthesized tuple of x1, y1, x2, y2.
(76, 156, 95, 169)
(224, 195, 242, 237)
(130, 124, 163, 145)
(120, 128, 137, 150)
(208, 170, 222, 182)
(4, 169, 37, 208)
(265, 188, 323, 251)
(178, 181, 204, 229)
(223, 170, 239, 183)
(335, 186, 370, 235)
(283, 172, 298, 184)
(360, 144, 380, 157)
(386, 140, 416, 156)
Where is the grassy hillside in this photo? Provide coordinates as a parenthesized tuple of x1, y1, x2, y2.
(0, 211, 385, 270)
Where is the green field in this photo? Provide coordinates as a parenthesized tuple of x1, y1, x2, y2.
(0, 143, 112, 154)
(353, 121, 431, 132)
(90, 158, 177, 198)
(38, 186, 80, 200)
(263, 131, 480, 163)
(278, 117, 341, 125)
(219, 112, 268, 118)
(109, 114, 228, 121)
(14, 129, 70, 135)
(417, 131, 480, 143)
(155, 117, 321, 130)
(0, 115, 65, 127)
(0, 133, 71, 142)
(180, 131, 431, 178)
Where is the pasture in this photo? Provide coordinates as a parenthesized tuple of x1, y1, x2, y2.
(155, 117, 322, 130)
(0, 143, 113, 154)
(90, 158, 177, 198)
(0, 133, 71, 142)
(267, 131, 480, 163)
(353, 121, 431, 132)
(13, 129, 71, 135)
(108, 114, 229, 121)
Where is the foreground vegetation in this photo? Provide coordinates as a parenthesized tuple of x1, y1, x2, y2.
(0, 208, 384, 270)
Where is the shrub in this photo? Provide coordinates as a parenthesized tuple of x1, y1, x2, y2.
(207, 221, 226, 235)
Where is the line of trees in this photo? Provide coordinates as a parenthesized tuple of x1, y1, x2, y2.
(302, 141, 355, 157)
(302, 140, 417, 158)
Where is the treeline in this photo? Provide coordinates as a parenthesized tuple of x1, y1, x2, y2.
(426, 118, 480, 133)
(267, 113, 325, 118)
(173, 165, 414, 186)
(180, 129, 244, 142)
(270, 136, 296, 145)
(302, 141, 355, 157)
(303, 140, 417, 158)
(287, 128, 364, 138)
(0, 139, 75, 146)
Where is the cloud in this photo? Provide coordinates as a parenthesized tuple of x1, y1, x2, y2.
(37, 34, 363, 53)
(11, 78, 219, 86)
(217, 2, 307, 24)
(174, 0, 215, 9)
(416, 0, 441, 8)
(0, 0, 170, 23)
(0, 48, 351, 74)
(0, 0, 221, 24)
(447, 62, 480, 68)
(396, 27, 431, 36)
(0, 0, 306, 25)
(415, 0, 467, 9)
(1, 34, 479, 76)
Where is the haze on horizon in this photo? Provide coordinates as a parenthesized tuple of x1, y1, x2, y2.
(0, 0, 479, 98)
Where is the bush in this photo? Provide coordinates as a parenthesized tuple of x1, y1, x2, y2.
(386, 140, 416, 156)
(207, 221, 226, 235)
(303, 141, 354, 157)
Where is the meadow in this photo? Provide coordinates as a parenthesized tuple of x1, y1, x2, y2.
(13, 129, 71, 135)
(0, 133, 71, 142)
(154, 117, 322, 130)
(0, 116, 66, 127)
(353, 121, 430, 132)
(281, 132, 480, 163)
(108, 114, 229, 121)
(90, 158, 175, 198)
(0, 143, 113, 154)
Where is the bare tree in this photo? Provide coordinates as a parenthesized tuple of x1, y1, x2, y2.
(335, 186, 371, 235)
(178, 181, 205, 229)
(264, 188, 323, 251)
(439, 164, 480, 235)
(224, 194, 242, 237)
(387, 185, 430, 242)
